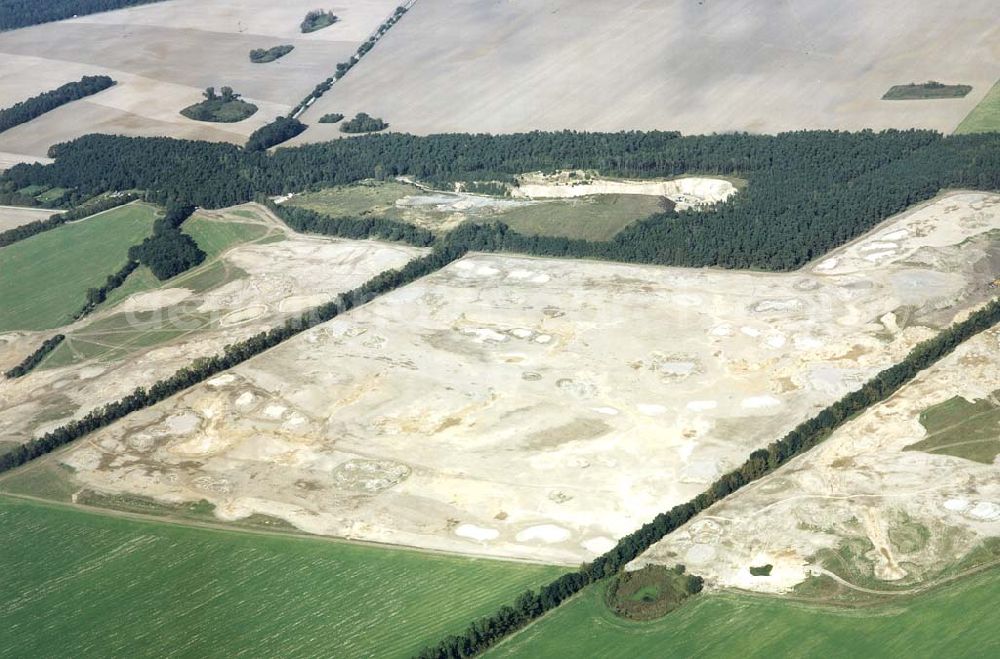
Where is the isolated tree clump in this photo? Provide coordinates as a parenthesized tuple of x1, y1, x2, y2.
(318, 113, 345, 124)
(245, 117, 307, 152)
(300, 9, 337, 33)
(339, 112, 389, 133)
(180, 87, 257, 123)
(249, 44, 294, 64)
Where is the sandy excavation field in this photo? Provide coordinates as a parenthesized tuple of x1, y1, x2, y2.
(635, 326, 1000, 597)
(511, 173, 738, 210)
(296, 0, 999, 141)
(0, 204, 424, 445)
(38, 191, 1000, 565)
(286, 174, 736, 239)
(0, 0, 404, 157)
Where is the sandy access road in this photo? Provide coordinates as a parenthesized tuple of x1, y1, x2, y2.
(0, 0, 404, 157)
(295, 0, 999, 141)
(43, 192, 1000, 565)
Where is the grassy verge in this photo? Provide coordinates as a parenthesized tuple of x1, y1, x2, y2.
(0, 495, 562, 658)
(904, 390, 1000, 463)
(954, 79, 1000, 134)
(486, 567, 1000, 658)
(0, 203, 158, 331)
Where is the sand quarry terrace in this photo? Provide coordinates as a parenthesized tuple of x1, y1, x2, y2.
(0, 0, 404, 162)
(44, 192, 1000, 565)
(295, 0, 999, 142)
(510, 173, 738, 209)
(637, 326, 1000, 595)
(0, 205, 425, 445)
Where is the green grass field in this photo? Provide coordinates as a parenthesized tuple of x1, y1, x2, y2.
(491, 194, 666, 241)
(0, 203, 158, 332)
(37, 213, 268, 369)
(288, 180, 418, 218)
(0, 496, 562, 658)
(487, 571, 1000, 658)
(183, 216, 269, 258)
(905, 391, 1000, 463)
(955, 79, 1000, 134)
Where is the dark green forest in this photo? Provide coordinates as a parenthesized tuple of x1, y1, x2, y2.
(0, 0, 164, 31)
(127, 203, 204, 279)
(5, 129, 997, 270)
(0, 76, 115, 134)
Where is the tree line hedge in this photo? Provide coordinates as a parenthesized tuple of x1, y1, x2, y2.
(0, 193, 139, 249)
(3, 334, 64, 378)
(0, 239, 467, 473)
(268, 201, 435, 247)
(76, 259, 139, 318)
(4, 129, 997, 271)
(415, 296, 1000, 658)
(289, 5, 409, 117)
(0, 75, 114, 134)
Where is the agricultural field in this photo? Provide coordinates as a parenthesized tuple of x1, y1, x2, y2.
(285, 174, 735, 240)
(0, 204, 58, 231)
(296, 0, 998, 141)
(0, 495, 562, 658)
(0, 0, 404, 158)
(955, 79, 1000, 134)
(0, 203, 425, 445)
(0, 202, 158, 332)
(485, 567, 1000, 658)
(635, 327, 1000, 598)
(17, 191, 997, 565)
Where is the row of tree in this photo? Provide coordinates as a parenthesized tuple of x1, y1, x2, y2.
(268, 201, 434, 246)
(415, 296, 1000, 658)
(289, 5, 409, 117)
(77, 259, 139, 318)
(3, 335, 64, 378)
(5, 129, 996, 271)
(0, 240, 467, 473)
(0, 75, 115, 133)
(0, 193, 139, 248)
(0, 0, 164, 31)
